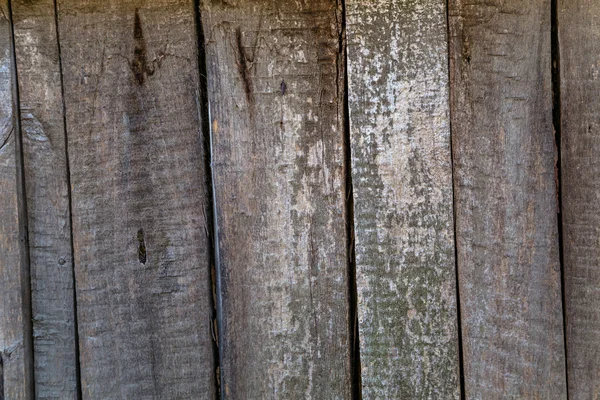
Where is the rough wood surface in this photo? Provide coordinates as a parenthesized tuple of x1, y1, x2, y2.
(11, 1, 79, 397)
(201, 0, 351, 397)
(346, 0, 461, 398)
(559, 1, 600, 397)
(449, 0, 567, 397)
(0, 1, 33, 397)
(56, 1, 215, 397)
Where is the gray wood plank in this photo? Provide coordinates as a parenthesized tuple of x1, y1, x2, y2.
(346, 0, 461, 398)
(200, 0, 351, 397)
(56, 1, 215, 397)
(0, 1, 33, 398)
(448, 0, 567, 397)
(11, 1, 79, 397)
(558, 1, 600, 397)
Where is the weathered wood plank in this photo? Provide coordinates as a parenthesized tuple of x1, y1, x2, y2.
(11, 1, 79, 397)
(448, 0, 567, 397)
(346, 0, 461, 398)
(201, 1, 351, 397)
(558, 1, 600, 397)
(0, 1, 33, 398)
(56, 1, 215, 397)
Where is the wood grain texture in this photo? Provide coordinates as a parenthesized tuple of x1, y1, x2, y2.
(449, 0, 567, 397)
(56, 1, 215, 398)
(11, 1, 79, 397)
(346, 0, 461, 398)
(559, 1, 600, 397)
(0, 1, 33, 397)
(201, 0, 351, 398)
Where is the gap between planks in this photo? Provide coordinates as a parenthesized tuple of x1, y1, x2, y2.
(339, 0, 362, 398)
(193, 1, 222, 398)
(51, 0, 83, 397)
(445, 0, 466, 397)
(551, 0, 569, 396)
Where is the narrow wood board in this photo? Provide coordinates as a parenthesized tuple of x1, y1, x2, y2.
(0, 1, 33, 397)
(11, 0, 79, 397)
(448, 0, 567, 397)
(559, 0, 600, 397)
(346, 0, 461, 398)
(201, 0, 351, 397)
(56, 1, 215, 397)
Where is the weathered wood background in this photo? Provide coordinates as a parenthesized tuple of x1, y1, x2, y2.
(0, 0, 595, 398)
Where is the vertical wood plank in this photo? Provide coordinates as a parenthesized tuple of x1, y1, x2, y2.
(201, 1, 351, 397)
(448, 0, 567, 397)
(346, 0, 461, 398)
(11, 1, 78, 397)
(56, 1, 215, 397)
(0, 0, 33, 398)
(559, 1, 600, 397)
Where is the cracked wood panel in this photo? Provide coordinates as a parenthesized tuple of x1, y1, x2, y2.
(11, 0, 79, 397)
(0, 0, 33, 398)
(346, 0, 461, 398)
(56, 0, 215, 398)
(201, 0, 351, 397)
(559, 1, 600, 397)
(449, 0, 567, 398)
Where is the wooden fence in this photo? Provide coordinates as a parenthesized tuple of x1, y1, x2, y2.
(0, 0, 596, 398)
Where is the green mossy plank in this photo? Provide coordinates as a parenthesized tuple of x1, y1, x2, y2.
(346, 0, 461, 398)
